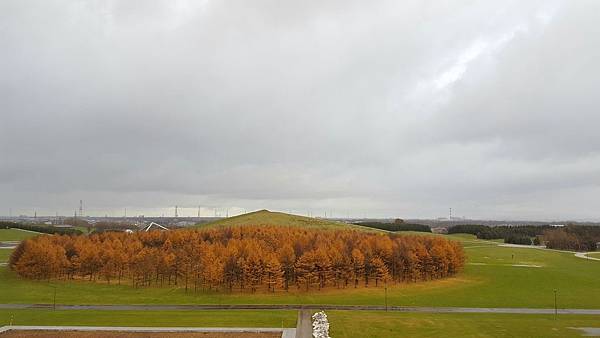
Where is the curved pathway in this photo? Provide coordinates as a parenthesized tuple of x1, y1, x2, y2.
(574, 252, 600, 261)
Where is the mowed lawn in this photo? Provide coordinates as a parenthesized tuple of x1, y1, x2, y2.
(0, 309, 297, 328)
(0, 229, 38, 241)
(328, 311, 600, 338)
(0, 249, 12, 262)
(0, 234, 599, 308)
(0, 309, 599, 338)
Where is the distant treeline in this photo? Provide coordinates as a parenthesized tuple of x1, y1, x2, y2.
(0, 221, 82, 236)
(448, 224, 600, 251)
(354, 222, 431, 233)
(92, 221, 136, 234)
(544, 226, 600, 252)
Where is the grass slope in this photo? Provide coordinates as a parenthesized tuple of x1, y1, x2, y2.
(0, 229, 39, 241)
(196, 210, 353, 229)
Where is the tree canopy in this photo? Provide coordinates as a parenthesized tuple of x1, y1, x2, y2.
(10, 226, 464, 292)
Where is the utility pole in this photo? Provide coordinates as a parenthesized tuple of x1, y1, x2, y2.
(175, 205, 178, 218)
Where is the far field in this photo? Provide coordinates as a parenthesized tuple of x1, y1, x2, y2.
(0, 229, 38, 241)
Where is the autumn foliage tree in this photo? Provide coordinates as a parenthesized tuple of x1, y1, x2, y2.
(10, 226, 465, 292)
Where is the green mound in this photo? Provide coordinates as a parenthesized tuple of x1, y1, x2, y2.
(195, 209, 354, 229)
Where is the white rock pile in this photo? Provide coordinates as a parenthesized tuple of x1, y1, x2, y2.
(312, 311, 331, 338)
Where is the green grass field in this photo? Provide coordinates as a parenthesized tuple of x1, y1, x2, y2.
(586, 252, 600, 258)
(0, 233, 598, 309)
(196, 210, 354, 229)
(0, 309, 598, 337)
(0, 229, 38, 241)
(2, 214, 599, 337)
(0, 249, 12, 263)
(0, 309, 296, 328)
(327, 311, 600, 338)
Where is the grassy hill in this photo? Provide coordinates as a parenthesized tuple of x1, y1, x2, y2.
(195, 209, 355, 230)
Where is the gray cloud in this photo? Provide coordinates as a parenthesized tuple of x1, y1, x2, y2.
(1, 0, 600, 220)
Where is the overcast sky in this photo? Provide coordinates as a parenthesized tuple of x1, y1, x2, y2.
(1, 0, 599, 220)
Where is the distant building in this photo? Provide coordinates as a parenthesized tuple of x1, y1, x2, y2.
(142, 222, 169, 232)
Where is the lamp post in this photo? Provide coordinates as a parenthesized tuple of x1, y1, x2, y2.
(53, 285, 57, 311)
(553, 289, 557, 320)
(384, 281, 388, 312)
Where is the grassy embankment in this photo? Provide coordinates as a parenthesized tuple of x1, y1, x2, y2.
(195, 210, 354, 230)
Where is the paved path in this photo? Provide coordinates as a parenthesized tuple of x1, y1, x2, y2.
(0, 325, 296, 337)
(0, 241, 19, 249)
(492, 243, 600, 262)
(1, 303, 599, 315)
(295, 310, 312, 338)
(571, 327, 600, 336)
(575, 252, 600, 261)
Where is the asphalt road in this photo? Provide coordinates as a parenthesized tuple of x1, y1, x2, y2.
(1, 303, 599, 315)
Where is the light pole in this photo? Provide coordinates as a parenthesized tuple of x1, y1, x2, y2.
(53, 285, 57, 311)
(384, 281, 388, 312)
(553, 289, 557, 320)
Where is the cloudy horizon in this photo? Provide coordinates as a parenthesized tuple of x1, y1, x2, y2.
(2, 0, 600, 221)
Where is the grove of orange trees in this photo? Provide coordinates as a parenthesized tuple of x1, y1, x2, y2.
(9, 226, 464, 292)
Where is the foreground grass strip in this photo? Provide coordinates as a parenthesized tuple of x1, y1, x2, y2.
(327, 311, 600, 338)
(0, 309, 297, 328)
